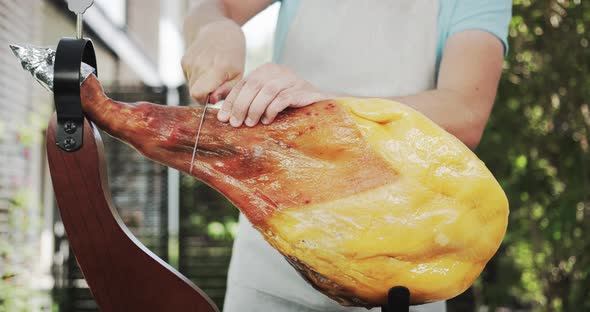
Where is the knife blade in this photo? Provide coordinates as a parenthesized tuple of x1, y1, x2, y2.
(189, 94, 210, 174)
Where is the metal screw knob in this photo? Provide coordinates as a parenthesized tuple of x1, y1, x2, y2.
(64, 121, 77, 134)
(63, 137, 77, 150)
(66, 0, 94, 39)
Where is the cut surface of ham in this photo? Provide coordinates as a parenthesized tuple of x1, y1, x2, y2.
(79, 75, 509, 307)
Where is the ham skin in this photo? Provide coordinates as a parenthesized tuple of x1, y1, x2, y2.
(79, 75, 509, 307)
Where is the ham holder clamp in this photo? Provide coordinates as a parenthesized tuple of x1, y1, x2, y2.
(47, 36, 413, 312)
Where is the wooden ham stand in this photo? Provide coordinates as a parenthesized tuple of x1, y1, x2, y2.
(47, 38, 218, 312)
(47, 38, 412, 312)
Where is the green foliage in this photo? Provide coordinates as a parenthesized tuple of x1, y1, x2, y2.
(0, 188, 43, 311)
(0, 101, 52, 311)
(16, 112, 47, 147)
(476, 1, 590, 311)
(180, 173, 239, 241)
(0, 279, 47, 312)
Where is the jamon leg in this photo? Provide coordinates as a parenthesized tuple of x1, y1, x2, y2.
(79, 74, 509, 307)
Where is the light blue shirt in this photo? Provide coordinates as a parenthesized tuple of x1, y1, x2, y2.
(273, 0, 512, 74)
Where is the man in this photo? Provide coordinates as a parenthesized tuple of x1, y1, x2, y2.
(182, 1, 511, 311)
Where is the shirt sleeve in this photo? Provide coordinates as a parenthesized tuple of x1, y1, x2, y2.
(448, 0, 512, 55)
(273, 0, 300, 62)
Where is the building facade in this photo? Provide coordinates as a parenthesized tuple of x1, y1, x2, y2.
(0, 0, 186, 310)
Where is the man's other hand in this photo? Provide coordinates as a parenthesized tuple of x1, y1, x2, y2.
(181, 20, 245, 104)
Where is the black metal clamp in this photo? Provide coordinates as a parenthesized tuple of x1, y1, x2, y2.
(53, 37, 97, 152)
(381, 286, 411, 312)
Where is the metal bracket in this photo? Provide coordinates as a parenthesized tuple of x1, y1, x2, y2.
(53, 38, 97, 152)
(381, 286, 410, 312)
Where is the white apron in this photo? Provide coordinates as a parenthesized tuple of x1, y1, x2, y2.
(224, 1, 445, 311)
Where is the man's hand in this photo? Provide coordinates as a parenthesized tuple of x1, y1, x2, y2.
(181, 0, 273, 104)
(217, 63, 332, 127)
(181, 20, 245, 104)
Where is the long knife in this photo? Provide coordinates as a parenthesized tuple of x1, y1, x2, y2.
(189, 94, 210, 174)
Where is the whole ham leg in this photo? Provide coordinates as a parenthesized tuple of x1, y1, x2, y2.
(80, 74, 509, 307)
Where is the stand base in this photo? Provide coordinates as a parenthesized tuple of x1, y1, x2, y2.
(381, 286, 410, 312)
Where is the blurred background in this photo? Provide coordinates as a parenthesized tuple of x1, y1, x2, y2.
(0, 0, 588, 311)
